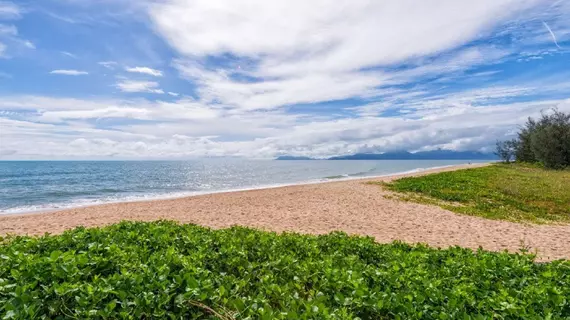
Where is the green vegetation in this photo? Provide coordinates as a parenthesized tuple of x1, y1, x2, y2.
(496, 108, 570, 169)
(382, 164, 570, 223)
(1, 221, 570, 319)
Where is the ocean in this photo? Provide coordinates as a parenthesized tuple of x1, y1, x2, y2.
(0, 160, 487, 214)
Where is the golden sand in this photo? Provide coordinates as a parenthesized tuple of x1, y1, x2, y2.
(1, 163, 568, 261)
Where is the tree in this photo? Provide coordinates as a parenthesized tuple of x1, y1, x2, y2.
(498, 108, 570, 169)
(495, 139, 517, 163)
(514, 118, 537, 163)
(530, 109, 570, 169)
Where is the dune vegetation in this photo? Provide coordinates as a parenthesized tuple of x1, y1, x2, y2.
(1, 221, 569, 319)
(382, 163, 570, 224)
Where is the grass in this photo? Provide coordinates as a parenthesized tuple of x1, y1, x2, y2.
(1, 221, 569, 319)
(380, 163, 570, 224)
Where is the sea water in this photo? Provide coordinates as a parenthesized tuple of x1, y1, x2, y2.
(0, 159, 488, 214)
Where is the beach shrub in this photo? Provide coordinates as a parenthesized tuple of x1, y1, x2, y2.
(1, 221, 570, 319)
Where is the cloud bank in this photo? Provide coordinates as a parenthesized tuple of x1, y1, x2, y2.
(0, 0, 569, 159)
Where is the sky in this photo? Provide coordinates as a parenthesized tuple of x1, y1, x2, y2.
(0, 0, 569, 160)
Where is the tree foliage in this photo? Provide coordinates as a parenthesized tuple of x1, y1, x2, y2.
(497, 109, 570, 169)
(514, 118, 537, 163)
(494, 139, 517, 163)
(530, 109, 570, 169)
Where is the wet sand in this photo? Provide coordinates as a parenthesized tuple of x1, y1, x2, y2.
(1, 163, 569, 261)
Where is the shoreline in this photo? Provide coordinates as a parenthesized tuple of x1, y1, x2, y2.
(3, 162, 570, 261)
(0, 162, 482, 216)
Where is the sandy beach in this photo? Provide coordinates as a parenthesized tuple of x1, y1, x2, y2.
(1, 163, 569, 261)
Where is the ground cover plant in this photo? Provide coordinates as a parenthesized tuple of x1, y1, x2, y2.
(1, 221, 569, 319)
(382, 163, 570, 224)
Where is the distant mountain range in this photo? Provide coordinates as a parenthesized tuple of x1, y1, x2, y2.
(276, 150, 498, 160)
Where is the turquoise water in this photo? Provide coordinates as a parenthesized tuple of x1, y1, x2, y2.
(0, 160, 487, 213)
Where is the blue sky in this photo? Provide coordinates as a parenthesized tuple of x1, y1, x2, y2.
(0, 0, 569, 159)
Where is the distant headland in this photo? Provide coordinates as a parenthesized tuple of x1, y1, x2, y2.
(275, 150, 498, 160)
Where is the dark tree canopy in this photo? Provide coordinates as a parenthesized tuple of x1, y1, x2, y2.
(514, 118, 537, 163)
(497, 109, 570, 169)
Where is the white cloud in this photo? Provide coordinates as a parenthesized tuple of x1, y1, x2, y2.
(0, 96, 117, 110)
(0, 2, 20, 20)
(99, 61, 118, 69)
(1, 0, 569, 159)
(0, 24, 16, 35)
(0, 96, 229, 123)
(150, 0, 533, 62)
(125, 66, 163, 77)
(0, 10, 34, 55)
(50, 69, 89, 75)
(22, 40, 34, 49)
(1, 88, 569, 159)
(172, 45, 512, 111)
(174, 60, 389, 110)
(1, 99, 567, 159)
(470, 70, 502, 77)
(61, 51, 78, 59)
(115, 80, 164, 93)
(146, 0, 548, 112)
